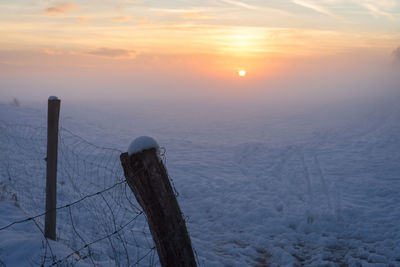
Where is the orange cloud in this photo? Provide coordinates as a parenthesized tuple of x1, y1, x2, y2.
(86, 48, 136, 59)
(109, 16, 132, 22)
(77, 17, 88, 22)
(180, 12, 210, 20)
(44, 3, 78, 16)
(135, 17, 148, 23)
(43, 49, 63, 55)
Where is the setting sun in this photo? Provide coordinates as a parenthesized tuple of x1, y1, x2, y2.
(238, 70, 246, 77)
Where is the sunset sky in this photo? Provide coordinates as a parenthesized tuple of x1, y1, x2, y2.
(0, 0, 399, 101)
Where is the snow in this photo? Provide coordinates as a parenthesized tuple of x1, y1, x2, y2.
(0, 201, 88, 266)
(128, 136, 159, 155)
(1, 92, 400, 266)
(48, 96, 59, 100)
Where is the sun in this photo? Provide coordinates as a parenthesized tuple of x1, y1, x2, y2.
(238, 69, 246, 77)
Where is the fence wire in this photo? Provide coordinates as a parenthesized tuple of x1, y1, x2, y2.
(0, 120, 160, 266)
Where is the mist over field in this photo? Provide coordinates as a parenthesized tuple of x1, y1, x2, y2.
(1, 50, 399, 153)
(1, 50, 399, 114)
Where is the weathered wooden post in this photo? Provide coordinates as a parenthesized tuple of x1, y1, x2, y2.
(45, 96, 60, 240)
(120, 136, 196, 267)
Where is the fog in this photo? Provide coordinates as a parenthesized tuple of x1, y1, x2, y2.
(1, 51, 399, 142)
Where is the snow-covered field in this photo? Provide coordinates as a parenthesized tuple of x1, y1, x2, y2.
(0, 91, 400, 266)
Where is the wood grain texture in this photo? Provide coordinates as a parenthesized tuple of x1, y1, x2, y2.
(120, 149, 196, 267)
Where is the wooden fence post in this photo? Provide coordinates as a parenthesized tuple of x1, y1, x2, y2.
(45, 96, 60, 240)
(120, 145, 197, 267)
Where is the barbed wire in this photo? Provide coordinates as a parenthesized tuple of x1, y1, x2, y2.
(50, 211, 146, 266)
(0, 117, 203, 267)
(0, 178, 130, 232)
(0, 120, 159, 266)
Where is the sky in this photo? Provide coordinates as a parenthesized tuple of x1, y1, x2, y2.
(0, 0, 399, 103)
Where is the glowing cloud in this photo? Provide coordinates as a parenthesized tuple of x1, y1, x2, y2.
(109, 16, 132, 23)
(180, 12, 210, 20)
(77, 17, 88, 23)
(43, 49, 63, 55)
(221, 0, 257, 10)
(44, 3, 78, 16)
(86, 48, 136, 59)
(363, 3, 394, 19)
(135, 18, 148, 23)
(292, 0, 337, 18)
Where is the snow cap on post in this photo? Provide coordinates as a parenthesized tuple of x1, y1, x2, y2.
(48, 96, 59, 100)
(128, 136, 159, 155)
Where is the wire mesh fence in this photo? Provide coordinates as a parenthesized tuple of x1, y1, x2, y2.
(0, 120, 160, 266)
